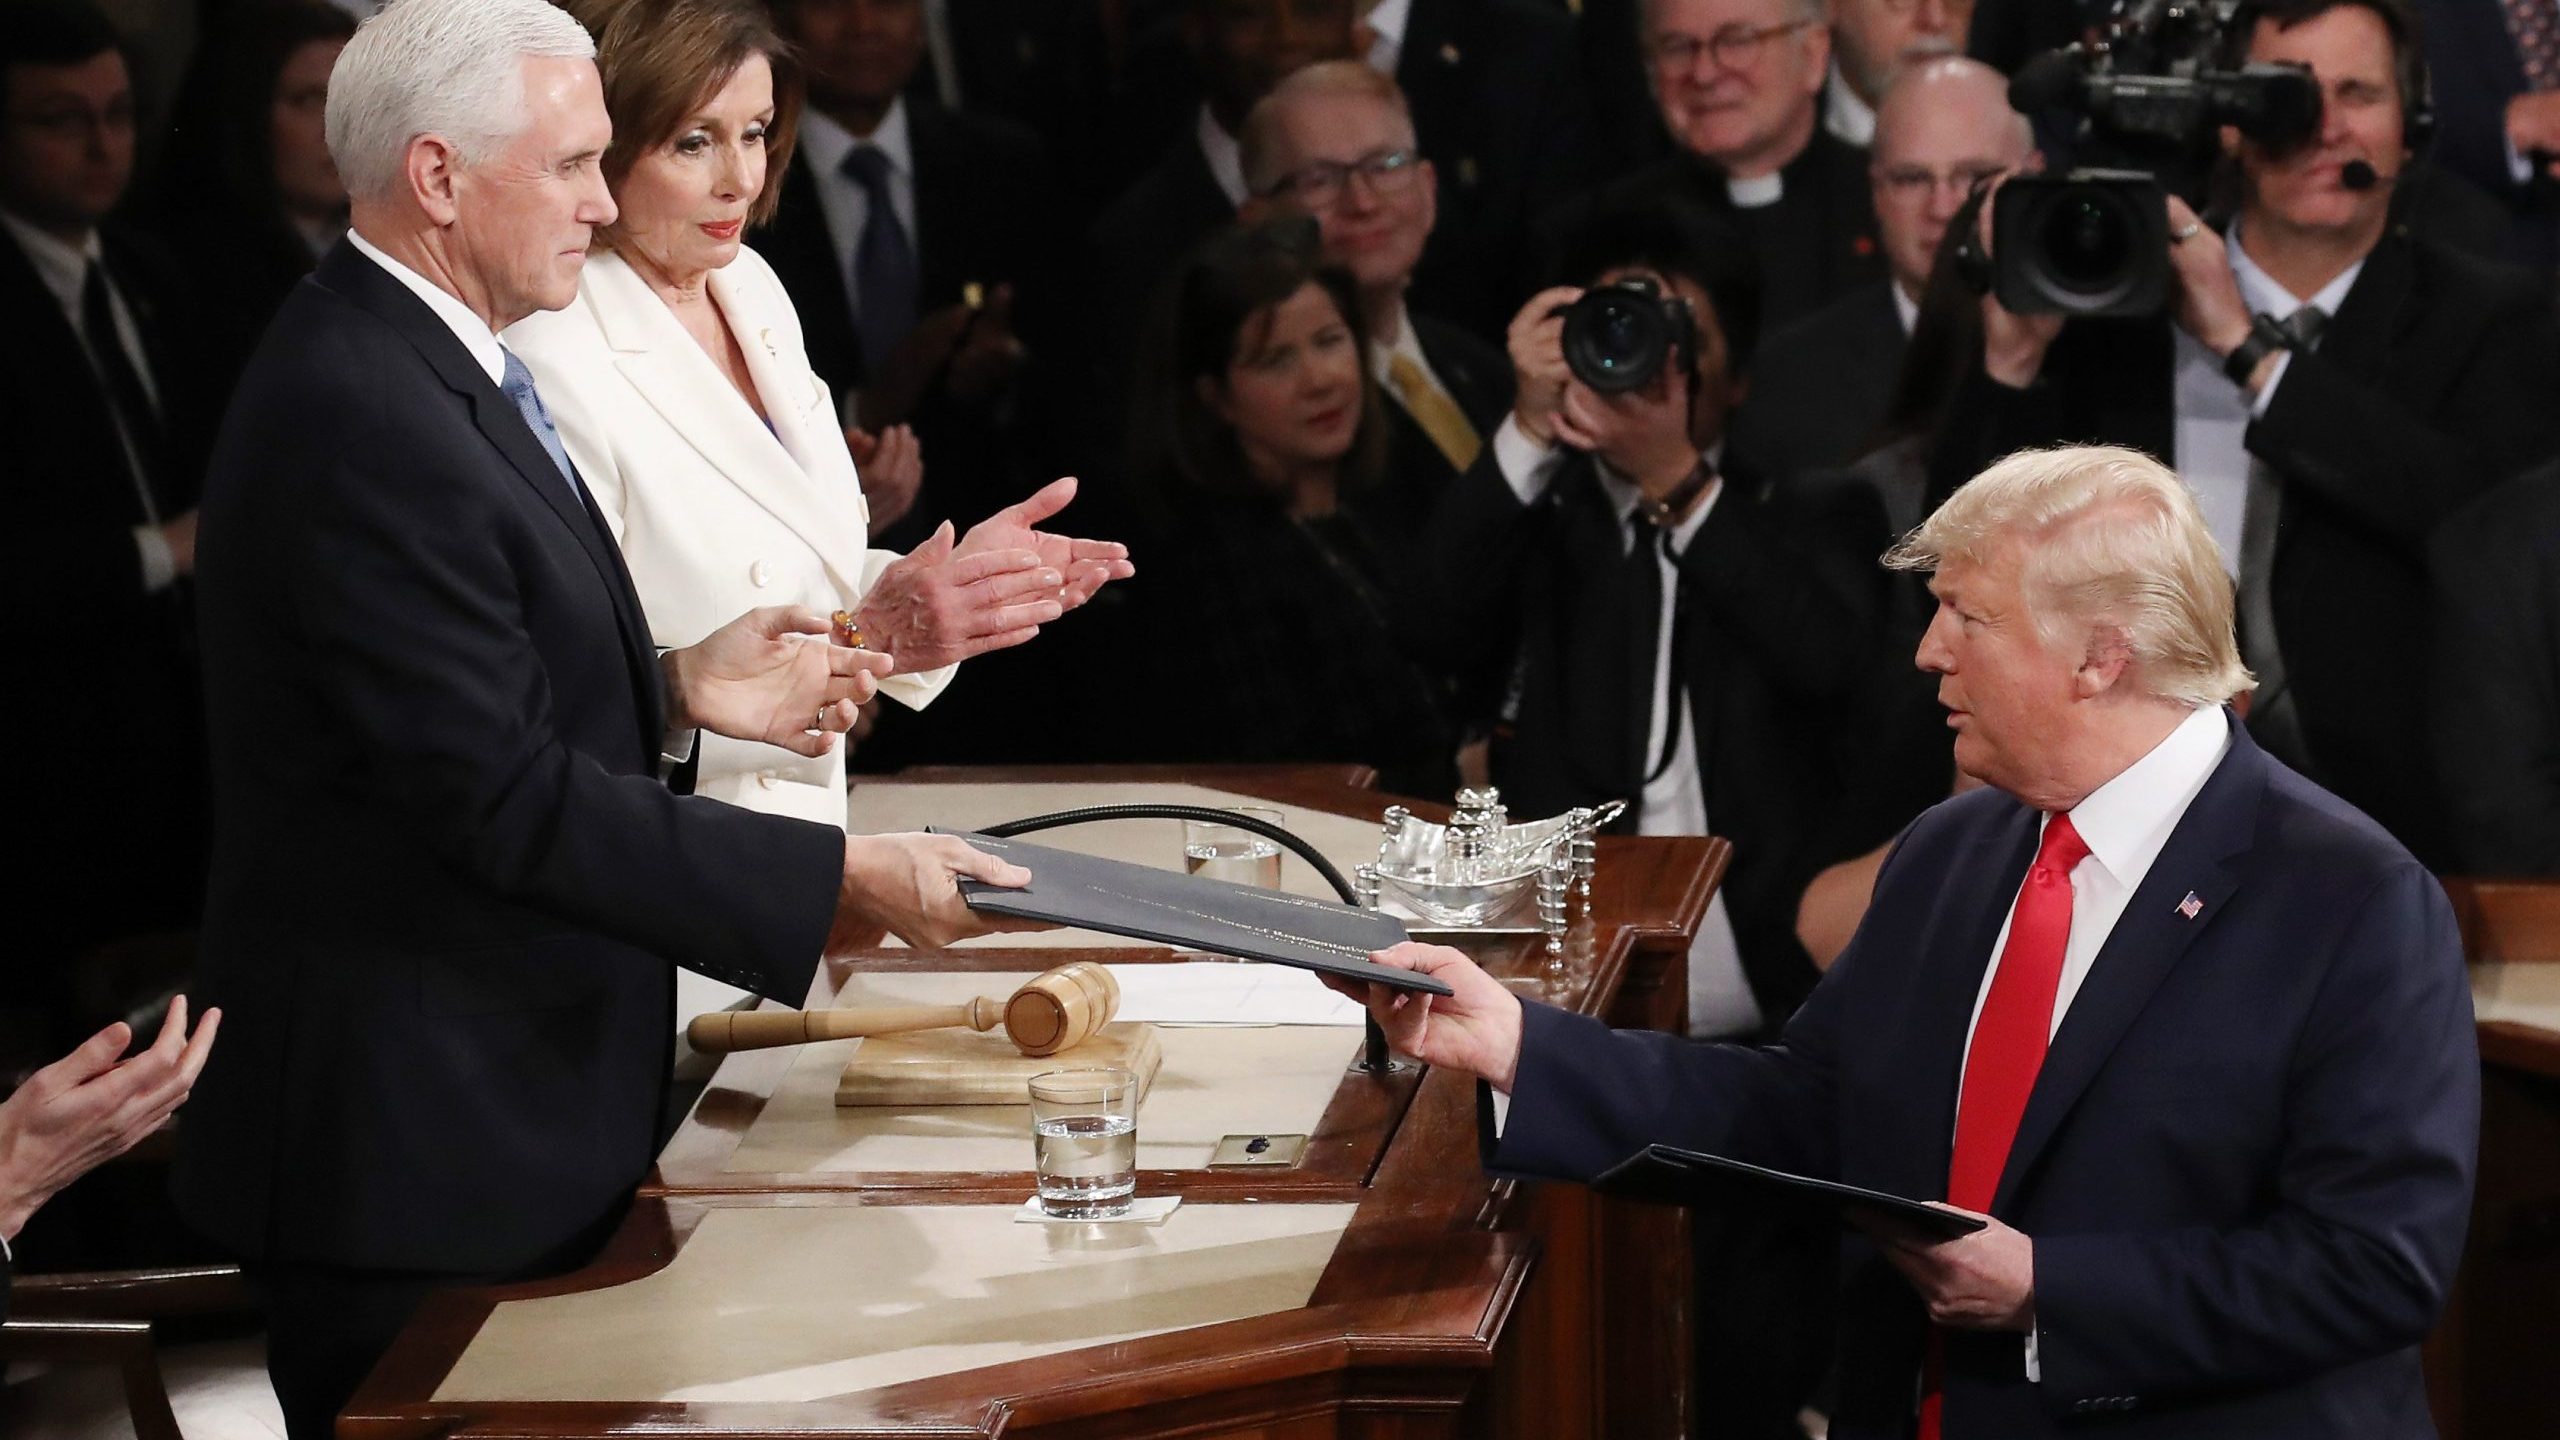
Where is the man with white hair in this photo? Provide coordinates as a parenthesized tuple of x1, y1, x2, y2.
(170, 2, 1034, 1432)
(1731, 55, 2032, 489)
(1823, 0, 1970, 146)
(1337, 445, 2479, 1439)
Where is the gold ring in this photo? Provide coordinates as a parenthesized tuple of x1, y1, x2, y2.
(816, 706, 831, 732)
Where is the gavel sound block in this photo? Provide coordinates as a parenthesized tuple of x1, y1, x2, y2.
(681, 963, 1163, 1108)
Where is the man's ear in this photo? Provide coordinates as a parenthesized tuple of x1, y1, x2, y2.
(409, 134, 464, 227)
(2075, 626, 2135, 698)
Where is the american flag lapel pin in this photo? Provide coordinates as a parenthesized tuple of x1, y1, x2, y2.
(2176, 892, 2204, 920)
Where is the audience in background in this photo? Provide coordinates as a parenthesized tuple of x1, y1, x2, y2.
(2413, 0, 2560, 270)
(1731, 55, 2030, 488)
(1120, 218, 1457, 796)
(1822, 0, 1971, 147)
(1935, 0, 2560, 869)
(1360, 0, 1601, 340)
(146, 0, 352, 401)
(1, 0, 217, 1042)
(1242, 60, 1512, 550)
(1553, 0, 1885, 330)
(2432, 459, 2560, 877)
(757, 0, 1054, 549)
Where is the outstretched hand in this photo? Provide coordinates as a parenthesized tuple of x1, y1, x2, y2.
(827, 832, 1050, 952)
(666, 606, 894, 757)
(955, 477, 1134, 612)
(0, 995, 221, 1239)
(1317, 942, 1527, 1092)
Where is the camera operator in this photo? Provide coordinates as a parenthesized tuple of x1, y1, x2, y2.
(1422, 189, 1901, 1440)
(1936, 0, 2560, 867)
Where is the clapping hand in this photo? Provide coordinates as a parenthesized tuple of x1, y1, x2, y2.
(0, 995, 221, 1239)
(1317, 942, 1527, 1093)
(664, 606, 894, 757)
(955, 477, 1134, 611)
(846, 423, 923, 531)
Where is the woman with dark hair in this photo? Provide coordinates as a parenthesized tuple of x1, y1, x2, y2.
(147, 0, 354, 394)
(1119, 217, 1457, 797)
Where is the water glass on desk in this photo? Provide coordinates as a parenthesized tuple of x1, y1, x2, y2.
(1029, 1066, 1138, 1219)
(1182, 806, 1284, 888)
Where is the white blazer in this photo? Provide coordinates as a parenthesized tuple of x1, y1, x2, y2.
(505, 245, 952, 830)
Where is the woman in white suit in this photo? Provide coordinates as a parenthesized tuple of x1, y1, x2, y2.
(506, 0, 1130, 1031)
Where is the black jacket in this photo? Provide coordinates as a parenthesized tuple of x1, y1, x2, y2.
(2431, 460, 2560, 876)
(1933, 228, 2560, 864)
(173, 243, 842, 1275)
(1367, 312, 1515, 546)
(1422, 449, 1900, 1021)
(1728, 279, 1907, 488)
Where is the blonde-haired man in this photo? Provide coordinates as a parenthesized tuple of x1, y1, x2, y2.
(1334, 444, 2478, 1440)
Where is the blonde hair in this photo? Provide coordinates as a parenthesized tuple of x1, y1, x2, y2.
(1886, 446, 2255, 707)
(1239, 61, 1416, 197)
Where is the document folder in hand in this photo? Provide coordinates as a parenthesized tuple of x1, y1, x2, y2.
(936, 830, 1452, 996)
(1594, 1144, 1986, 1240)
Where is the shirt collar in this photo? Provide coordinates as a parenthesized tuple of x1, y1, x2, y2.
(1364, 0, 1414, 70)
(2227, 222, 2362, 321)
(1197, 104, 1249, 208)
(1726, 169, 1784, 208)
(1824, 64, 1877, 148)
(1593, 439, 1727, 522)
(2059, 704, 2232, 891)
(800, 98, 913, 183)
(1891, 281, 1920, 335)
(1366, 297, 1428, 378)
(347, 227, 507, 385)
(0, 207, 101, 318)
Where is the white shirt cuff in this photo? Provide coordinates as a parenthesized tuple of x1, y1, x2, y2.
(2509, 133, 2536, 187)
(2247, 349, 2292, 419)
(133, 525, 176, 593)
(1492, 413, 1565, 505)
(659, 728, 698, 771)
(2025, 1325, 2041, 1382)
(1488, 1086, 1511, 1138)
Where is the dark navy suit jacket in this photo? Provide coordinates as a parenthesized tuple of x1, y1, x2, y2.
(1493, 716, 2478, 1437)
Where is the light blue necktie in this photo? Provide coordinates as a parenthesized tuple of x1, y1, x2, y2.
(499, 348, 589, 505)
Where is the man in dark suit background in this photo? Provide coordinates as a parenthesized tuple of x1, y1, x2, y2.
(1731, 55, 2032, 489)
(1351, 443, 2480, 1440)
(0, 0, 219, 1034)
(1556, 0, 1885, 330)
(2431, 459, 2560, 875)
(170, 5, 1033, 1434)
(757, 0, 1055, 550)
(2414, 0, 2560, 268)
(1362, 0, 1601, 340)
(1936, 0, 2560, 867)
(1241, 61, 1512, 548)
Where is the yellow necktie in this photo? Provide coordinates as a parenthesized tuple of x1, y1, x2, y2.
(1387, 351, 1483, 474)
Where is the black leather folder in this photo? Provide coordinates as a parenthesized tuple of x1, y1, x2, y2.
(1594, 1144, 1987, 1239)
(936, 830, 1452, 996)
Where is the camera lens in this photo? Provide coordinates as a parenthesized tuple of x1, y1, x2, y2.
(2033, 188, 2137, 297)
(1561, 289, 1669, 393)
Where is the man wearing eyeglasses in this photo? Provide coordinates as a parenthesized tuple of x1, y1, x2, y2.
(1241, 60, 1513, 547)
(1556, 0, 1885, 329)
(0, 0, 218, 1033)
(1732, 56, 2032, 500)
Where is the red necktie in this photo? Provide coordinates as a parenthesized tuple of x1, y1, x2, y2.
(1919, 812, 2089, 1440)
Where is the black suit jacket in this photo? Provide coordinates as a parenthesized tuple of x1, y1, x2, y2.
(1495, 719, 2478, 1438)
(1, 224, 218, 980)
(1073, 135, 1240, 479)
(1422, 452, 1898, 1021)
(755, 103, 1054, 543)
(172, 243, 843, 1276)
(2431, 460, 2560, 875)
(1728, 279, 1906, 487)
(1933, 229, 2560, 865)
(1395, 0, 1601, 339)
(1547, 130, 1886, 328)
(2415, 0, 2560, 269)
(1367, 313, 1514, 546)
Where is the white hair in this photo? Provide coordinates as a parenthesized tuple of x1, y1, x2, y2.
(326, 0, 597, 201)
(1886, 446, 2255, 708)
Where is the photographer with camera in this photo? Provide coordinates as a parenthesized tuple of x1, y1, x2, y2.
(1423, 189, 1902, 1440)
(1939, 0, 2560, 866)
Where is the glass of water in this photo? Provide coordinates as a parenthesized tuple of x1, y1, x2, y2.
(1028, 1066, 1139, 1219)
(1182, 805, 1284, 889)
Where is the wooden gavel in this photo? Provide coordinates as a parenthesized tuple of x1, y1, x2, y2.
(685, 961, 1120, 1057)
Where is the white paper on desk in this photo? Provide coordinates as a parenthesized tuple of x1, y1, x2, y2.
(1104, 961, 1367, 1027)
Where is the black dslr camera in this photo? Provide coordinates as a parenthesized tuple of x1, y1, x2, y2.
(1556, 278, 1696, 393)
(1993, 0, 2321, 315)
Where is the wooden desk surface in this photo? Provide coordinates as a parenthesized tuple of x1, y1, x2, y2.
(346, 766, 1726, 1439)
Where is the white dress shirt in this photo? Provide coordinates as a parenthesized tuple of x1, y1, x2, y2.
(1493, 420, 1761, 1036)
(1959, 702, 2231, 1379)
(4, 207, 179, 590)
(1825, 63, 1877, 148)
(1363, 0, 1415, 74)
(2169, 228, 2362, 577)
(795, 102, 920, 329)
(1197, 104, 1250, 208)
